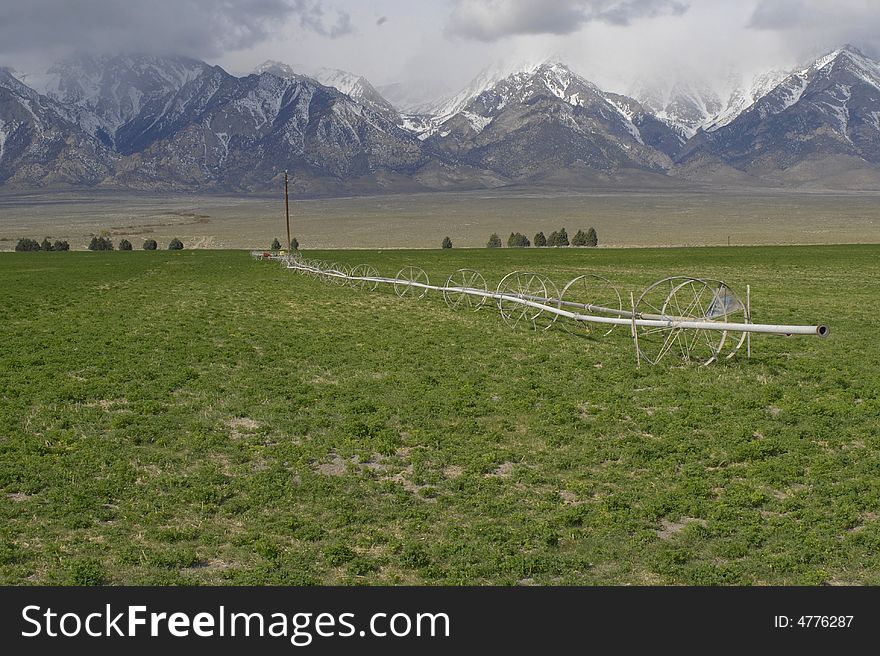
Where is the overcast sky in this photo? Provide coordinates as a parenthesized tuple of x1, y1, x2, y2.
(2, 0, 879, 99)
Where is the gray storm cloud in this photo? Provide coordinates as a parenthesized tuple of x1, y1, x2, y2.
(446, 0, 688, 41)
(0, 0, 352, 58)
(293, 0, 354, 39)
(748, 0, 880, 58)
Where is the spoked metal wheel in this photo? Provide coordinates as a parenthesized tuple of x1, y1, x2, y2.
(710, 282, 749, 360)
(443, 269, 488, 311)
(288, 251, 302, 266)
(636, 277, 742, 365)
(316, 261, 333, 282)
(348, 264, 380, 292)
(327, 263, 349, 286)
(496, 271, 559, 331)
(558, 274, 622, 336)
(394, 266, 430, 300)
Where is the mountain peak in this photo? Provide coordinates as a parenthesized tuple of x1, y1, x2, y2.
(254, 60, 298, 78)
(313, 67, 368, 92)
(839, 43, 866, 57)
(309, 67, 399, 119)
(806, 44, 872, 74)
(790, 44, 880, 92)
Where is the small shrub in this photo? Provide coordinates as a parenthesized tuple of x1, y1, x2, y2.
(442, 236, 453, 249)
(486, 233, 502, 248)
(119, 239, 133, 251)
(271, 238, 281, 251)
(143, 239, 158, 250)
(41, 237, 53, 251)
(168, 238, 184, 250)
(290, 237, 299, 250)
(53, 240, 70, 251)
(534, 231, 547, 247)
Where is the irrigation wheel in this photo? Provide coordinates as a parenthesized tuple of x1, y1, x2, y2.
(558, 274, 622, 336)
(443, 269, 488, 311)
(322, 262, 345, 285)
(348, 264, 380, 292)
(394, 266, 430, 300)
(635, 277, 746, 365)
(495, 271, 559, 331)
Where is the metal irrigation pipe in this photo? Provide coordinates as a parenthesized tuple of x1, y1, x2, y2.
(284, 261, 829, 338)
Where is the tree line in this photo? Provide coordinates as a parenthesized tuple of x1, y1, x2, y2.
(486, 227, 598, 248)
(14, 237, 186, 251)
(431, 228, 598, 249)
(14, 238, 70, 251)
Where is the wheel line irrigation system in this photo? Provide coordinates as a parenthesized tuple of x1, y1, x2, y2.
(254, 251, 829, 367)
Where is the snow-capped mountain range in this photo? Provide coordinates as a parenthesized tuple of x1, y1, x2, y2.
(2, 45, 880, 192)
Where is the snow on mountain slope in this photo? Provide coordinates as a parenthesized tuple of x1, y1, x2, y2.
(416, 63, 513, 121)
(108, 68, 430, 190)
(5, 45, 880, 191)
(720, 46, 880, 130)
(423, 61, 678, 177)
(705, 69, 789, 131)
(630, 75, 723, 137)
(254, 60, 298, 78)
(35, 54, 209, 149)
(678, 45, 880, 175)
(407, 60, 615, 139)
(312, 67, 398, 119)
(254, 61, 399, 122)
(0, 67, 112, 185)
(0, 119, 6, 162)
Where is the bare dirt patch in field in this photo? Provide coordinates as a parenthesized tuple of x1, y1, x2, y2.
(444, 465, 464, 479)
(315, 453, 349, 477)
(657, 517, 707, 539)
(486, 462, 515, 478)
(227, 417, 260, 439)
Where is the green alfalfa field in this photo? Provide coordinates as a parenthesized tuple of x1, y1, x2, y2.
(1, 245, 878, 585)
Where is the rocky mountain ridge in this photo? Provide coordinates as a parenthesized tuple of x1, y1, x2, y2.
(2, 46, 880, 192)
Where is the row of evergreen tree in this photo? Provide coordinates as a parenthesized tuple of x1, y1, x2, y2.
(15, 238, 70, 251)
(15, 237, 185, 251)
(267, 231, 597, 251)
(88, 237, 184, 251)
(487, 227, 598, 248)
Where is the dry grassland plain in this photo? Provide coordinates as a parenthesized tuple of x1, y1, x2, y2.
(1, 188, 878, 250)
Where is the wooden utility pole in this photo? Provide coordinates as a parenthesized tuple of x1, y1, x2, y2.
(284, 170, 291, 254)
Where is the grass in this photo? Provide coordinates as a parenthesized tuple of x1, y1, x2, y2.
(1, 245, 878, 585)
